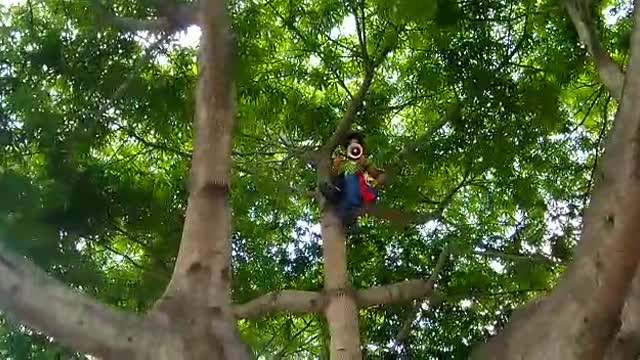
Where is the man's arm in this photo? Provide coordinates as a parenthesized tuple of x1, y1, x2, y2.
(360, 156, 386, 185)
(332, 154, 344, 176)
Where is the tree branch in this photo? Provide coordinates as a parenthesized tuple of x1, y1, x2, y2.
(320, 42, 394, 155)
(472, 249, 559, 265)
(563, 0, 624, 100)
(583, 94, 611, 210)
(386, 100, 460, 177)
(360, 203, 441, 227)
(0, 240, 171, 359)
(232, 290, 324, 319)
(92, 0, 196, 33)
(152, 0, 251, 357)
(361, 167, 470, 227)
(99, 33, 170, 118)
(472, 3, 640, 357)
(356, 272, 444, 308)
(267, 2, 354, 99)
(351, 0, 370, 67)
(320, 67, 375, 156)
(232, 248, 451, 318)
(393, 246, 450, 351)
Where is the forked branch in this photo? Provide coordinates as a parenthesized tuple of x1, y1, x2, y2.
(319, 44, 394, 158)
(563, 0, 624, 100)
(233, 246, 450, 319)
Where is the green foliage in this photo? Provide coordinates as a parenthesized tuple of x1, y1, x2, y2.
(0, 0, 626, 358)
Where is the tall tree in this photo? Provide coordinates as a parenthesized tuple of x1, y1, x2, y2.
(1, 0, 637, 358)
(1, 0, 253, 358)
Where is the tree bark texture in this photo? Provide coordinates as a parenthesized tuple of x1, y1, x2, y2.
(564, 0, 640, 355)
(604, 270, 640, 359)
(321, 210, 363, 360)
(150, 0, 251, 358)
(472, 3, 640, 359)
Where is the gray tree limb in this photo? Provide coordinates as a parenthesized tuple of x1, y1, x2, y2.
(0, 240, 175, 359)
(233, 291, 324, 319)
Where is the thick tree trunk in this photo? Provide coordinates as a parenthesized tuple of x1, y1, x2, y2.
(0, 1, 251, 359)
(604, 270, 640, 359)
(321, 210, 362, 359)
(472, 3, 640, 359)
(149, 0, 250, 358)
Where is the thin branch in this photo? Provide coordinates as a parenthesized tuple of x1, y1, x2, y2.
(274, 318, 316, 359)
(583, 95, 611, 209)
(351, 0, 370, 66)
(318, 40, 394, 160)
(472, 249, 559, 265)
(232, 290, 324, 319)
(102, 33, 170, 165)
(360, 203, 440, 228)
(393, 246, 450, 351)
(320, 70, 375, 156)
(99, 33, 170, 116)
(268, 2, 354, 98)
(256, 318, 293, 357)
(356, 276, 443, 308)
(382, 13, 525, 176)
(361, 167, 470, 227)
(388, 101, 459, 174)
(568, 86, 604, 134)
(0, 240, 171, 358)
(99, 243, 170, 281)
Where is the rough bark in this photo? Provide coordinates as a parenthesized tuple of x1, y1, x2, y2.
(150, 0, 250, 359)
(472, 3, 640, 359)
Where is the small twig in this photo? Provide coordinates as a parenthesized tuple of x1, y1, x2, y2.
(393, 245, 450, 353)
(583, 94, 611, 209)
(351, 0, 370, 67)
(103, 33, 171, 164)
(274, 318, 315, 359)
(256, 318, 292, 357)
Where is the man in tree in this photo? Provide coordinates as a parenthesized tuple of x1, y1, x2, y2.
(320, 131, 386, 229)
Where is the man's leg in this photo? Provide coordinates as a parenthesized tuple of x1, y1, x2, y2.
(320, 175, 343, 204)
(338, 174, 362, 227)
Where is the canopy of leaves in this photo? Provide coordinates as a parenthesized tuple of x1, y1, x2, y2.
(0, 0, 633, 358)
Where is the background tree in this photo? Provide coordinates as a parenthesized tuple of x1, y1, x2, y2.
(0, 0, 636, 358)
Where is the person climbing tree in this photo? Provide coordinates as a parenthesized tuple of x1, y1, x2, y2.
(320, 131, 386, 229)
